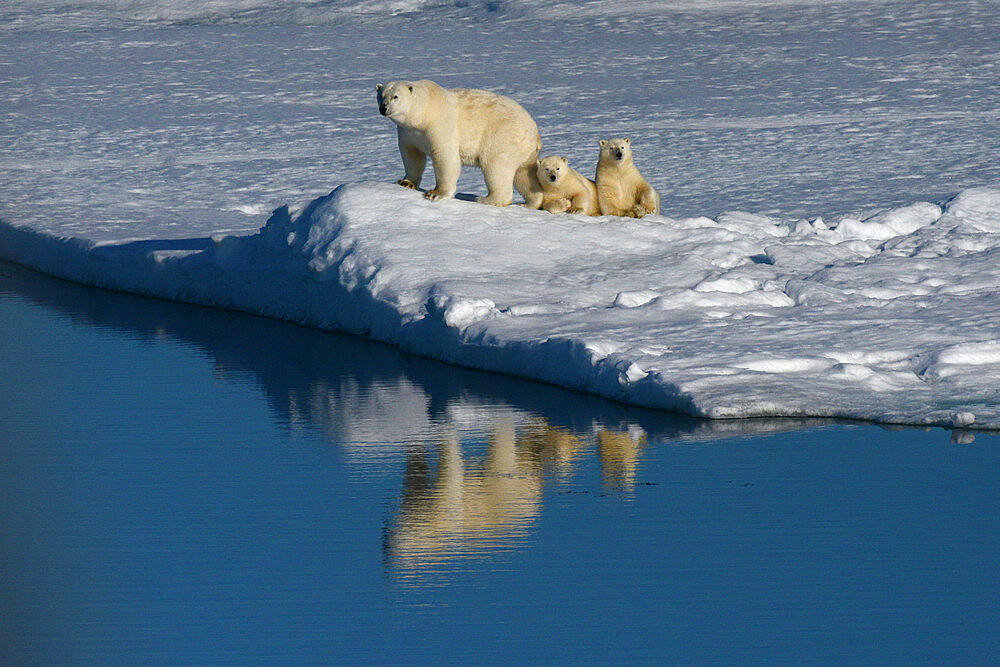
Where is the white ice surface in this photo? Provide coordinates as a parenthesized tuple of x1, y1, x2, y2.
(3, 182, 1000, 428)
(3, 1, 999, 241)
(2, 0, 999, 427)
(0, 0, 911, 31)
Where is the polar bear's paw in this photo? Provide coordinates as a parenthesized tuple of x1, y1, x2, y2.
(630, 204, 648, 218)
(424, 188, 454, 201)
(476, 194, 512, 207)
(543, 197, 572, 214)
(397, 179, 419, 190)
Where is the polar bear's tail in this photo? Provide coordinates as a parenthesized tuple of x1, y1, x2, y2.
(514, 133, 544, 210)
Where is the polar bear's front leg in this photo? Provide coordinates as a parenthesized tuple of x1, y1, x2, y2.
(398, 143, 426, 190)
(568, 190, 590, 214)
(425, 147, 460, 201)
(597, 184, 620, 216)
(636, 183, 659, 216)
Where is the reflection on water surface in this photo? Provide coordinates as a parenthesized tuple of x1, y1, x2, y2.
(1, 260, 996, 662)
(0, 261, 833, 573)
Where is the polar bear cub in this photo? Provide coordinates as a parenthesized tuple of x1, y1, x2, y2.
(376, 79, 544, 208)
(595, 137, 660, 218)
(535, 156, 600, 216)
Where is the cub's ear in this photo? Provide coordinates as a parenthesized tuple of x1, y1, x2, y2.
(376, 83, 383, 92)
(625, 137, 631, 145)
(536, 159, 541, 166)
(599, 139, 607, 148)
(408, 85, 413, 92)
(560, 156, 569, 163)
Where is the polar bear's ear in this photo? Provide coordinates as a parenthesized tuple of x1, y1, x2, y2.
(560, 156, 569, 164)
(625, 137, 631, 145)
(408, 85, 413, 92)
(599, 140, 607, 148)
(376, 83, 382, 92)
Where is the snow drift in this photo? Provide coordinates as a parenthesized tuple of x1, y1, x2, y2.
(2, 182, 1000, 428)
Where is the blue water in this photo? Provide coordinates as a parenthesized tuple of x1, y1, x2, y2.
(1, 260, 998, 662)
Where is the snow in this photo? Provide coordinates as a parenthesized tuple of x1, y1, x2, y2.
(2, 0, 999, 428)
(3, 182, 1000, 428)
(0, 0, 912, 32)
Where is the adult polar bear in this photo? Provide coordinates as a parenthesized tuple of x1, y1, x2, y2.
(376, 79, 544, 208)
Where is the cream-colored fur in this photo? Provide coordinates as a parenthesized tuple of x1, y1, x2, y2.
(385, 420, 586, 569)
(535, 156, 600, 216)
(376, 79, 544, 208)
(595, 137, 660, 218)
(598, 428, 646, 492)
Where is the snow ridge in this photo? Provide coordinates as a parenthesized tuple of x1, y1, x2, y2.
(2, 182, 1000, 428)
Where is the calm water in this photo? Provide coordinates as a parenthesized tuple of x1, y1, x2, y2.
(1, 260, 997, 662)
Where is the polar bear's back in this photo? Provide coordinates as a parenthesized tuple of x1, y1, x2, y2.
(451, 88, 533, 117)
(451, 87, 541, 156)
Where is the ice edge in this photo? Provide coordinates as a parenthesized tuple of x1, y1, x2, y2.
(2, 181, 999, 430)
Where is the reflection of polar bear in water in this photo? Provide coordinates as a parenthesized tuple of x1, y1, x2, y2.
(386, 421, 584, 569)
(376, 79, 544, 208)
(598, 428, 646, 491)
(384, 420, 646, 570)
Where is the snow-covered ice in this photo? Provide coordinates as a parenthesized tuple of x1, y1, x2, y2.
(4, 182, 1000, 428)
(3, 0, 999, 240)
(2, 0, 999, 427)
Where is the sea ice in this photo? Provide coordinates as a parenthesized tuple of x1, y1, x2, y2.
(2, 0, 999, 429)
(3, 182, 999, 428)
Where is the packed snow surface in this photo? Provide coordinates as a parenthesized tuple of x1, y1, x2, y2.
(4, 183, 1000, 428)
(2, 0, 999, 427)
(3, 0, 999, 240)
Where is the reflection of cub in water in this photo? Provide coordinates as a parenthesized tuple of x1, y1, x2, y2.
(598, 428, 647, 492)
(387, 421, 584, 570)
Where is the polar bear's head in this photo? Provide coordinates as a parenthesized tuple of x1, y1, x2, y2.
(599, 137, 632, 165)
(376, 81, 418, 122)
(536, 156, 570, 185)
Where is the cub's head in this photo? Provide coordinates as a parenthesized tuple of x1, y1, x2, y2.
(536, 156, 570, 185)
(599, 137, 633, 165)
(375, 81, 417, 121)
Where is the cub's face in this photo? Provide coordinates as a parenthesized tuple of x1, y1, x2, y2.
(536, 156, 570, 185)
(599, 137, 632, 164)
(375, 81, 416, 121)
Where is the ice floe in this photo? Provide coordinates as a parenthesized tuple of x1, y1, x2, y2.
(2, 182, 999, 428)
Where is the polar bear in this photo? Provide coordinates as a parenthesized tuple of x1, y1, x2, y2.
(595, 137, 660, 218)
(376, 79, 544, 208)
(535, 156, 600, 216)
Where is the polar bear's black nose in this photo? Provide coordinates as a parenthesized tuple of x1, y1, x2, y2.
(379, 105, 388, 115)
(614, 151, 623, 160)
(549, 174, 557, 182)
